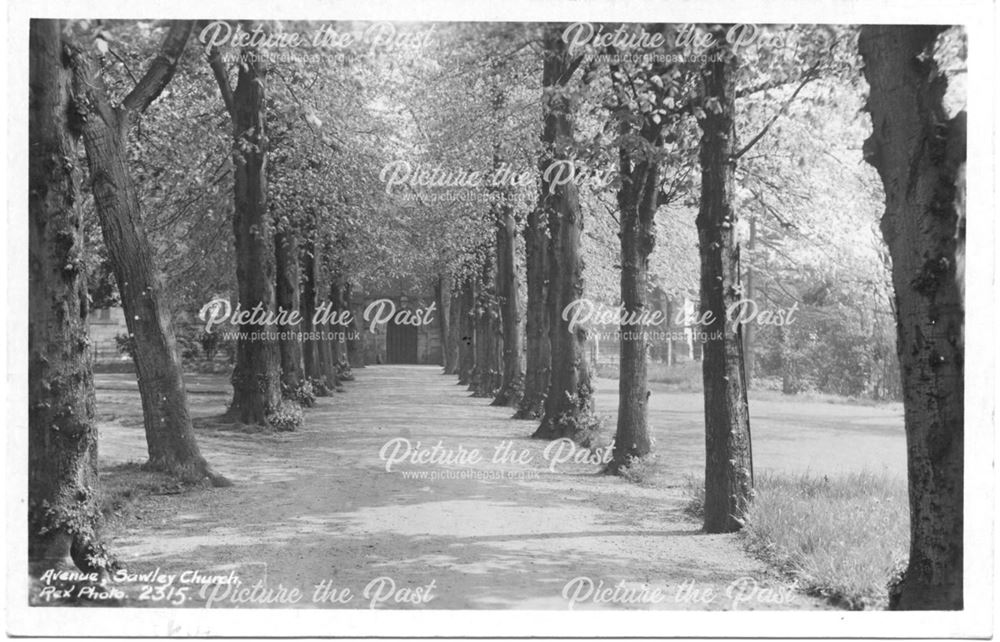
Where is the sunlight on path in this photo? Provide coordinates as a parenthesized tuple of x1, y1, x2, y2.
(98, 366, 847, 610)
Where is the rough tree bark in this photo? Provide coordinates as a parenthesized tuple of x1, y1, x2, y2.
(436, 274, 458, 373)
(68, 21, 224, 483)
(274, 228, 303, 390)
(487, 68, 525, 407)
(314, 241, 339, 390)
(330, 272, 353, 382)
(210, 36, 283, 424)
(859, 25, 965, 611)
(457, 277, 476, 386)
(696, 29, 753, 533)
(470, 250, 503, 398)
(344, 283, 364, 369)
(446, 276, 462, 374)
(533, 26, 595, 442)
(300, 237, 322, 390)
(514, 199, 550, 419)
(447, 276, 465, 377)
(28, 19, 100, 573)
(743, 217, 757, 386)
(491, 185, 525, 407)
(606, 45, 668, 473)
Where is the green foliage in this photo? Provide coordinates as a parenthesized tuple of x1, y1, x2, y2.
(77, 20, 912, 410)
(309, 376, 333, 397)
(30, 489, 119, 574)
(174, 331, 201, 362)
(751, 272, 900, 400)
(614, 453, 659, 485)
(266, 399, 305, 432)
(113, 332, 135, 359)
(282, 379, 317, 408)
(743, 471, 909, 610)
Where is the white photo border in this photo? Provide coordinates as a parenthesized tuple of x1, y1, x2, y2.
(4, 0, 995, 637)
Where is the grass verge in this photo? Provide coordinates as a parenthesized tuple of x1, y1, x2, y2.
(98, 462, 202, 525)
(683, 470, 908, 610)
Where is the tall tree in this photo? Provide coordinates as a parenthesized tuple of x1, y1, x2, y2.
(315, 238, 340, 390)
(742, 216, 757, 386)
(457, 276, 477, 385)
(436, 273, 459, 373)
(487, 61, 526, 408)
(28, 19, 101, 573)
(299, 235, 326, 392)
(491, 193, 524, 407)
(329, 267, 354, 382)
(859, 25, 965, 610)
(344, 282, 364, 368)
(209, 30, 283, 424)
(274, 226, 303, 390)
(469, 246, 503, 397)
(605, 35, 671, 473)
(514, 197, 551, 419)
(67, 21, 224, 482)
(533, 26, 596, 442)
(696, 26, 753, 533)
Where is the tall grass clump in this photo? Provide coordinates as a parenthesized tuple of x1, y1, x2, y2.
(743, 471, 909, 609)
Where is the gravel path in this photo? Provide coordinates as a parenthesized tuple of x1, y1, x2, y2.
(97, 365, 846, 610)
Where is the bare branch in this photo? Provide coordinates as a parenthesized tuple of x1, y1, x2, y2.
(106, 46, 140, 86)
(120, 21, 194, 115)
(206, 45, 235, 117)
(733, 61, 821, 160)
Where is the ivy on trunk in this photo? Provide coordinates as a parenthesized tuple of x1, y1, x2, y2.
(210, 32, 283, 425)
(28, 19, 101, 574)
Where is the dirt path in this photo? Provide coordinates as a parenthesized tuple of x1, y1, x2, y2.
(98, 365, 835, 610)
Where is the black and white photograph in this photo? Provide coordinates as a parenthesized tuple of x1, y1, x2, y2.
(4, 0, 995, 637)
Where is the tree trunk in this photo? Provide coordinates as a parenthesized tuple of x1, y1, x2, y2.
(533, 27, 594, 442)
(447, 276, 465, 377)
(28, 19, 100, 573)
(68, 23, 223, 483)
(469, 271, 484, 393)
(486, 68, 525, 407)
(606, 47, 667, 473)
(330, 274, 353, 382)
(778, 324, 795, 395)
(300, 238, 323, 391)
(491, 195, 524, 407)
(515, 201, 550, 419)
(696, 29, 753, 533)
(436, 275, 458, 373)
(344, 283, 364, 368)
(275, 229, 302, 390)
(223, 45, 283, 424)
(457, 277, 476, 386)
(743, 217, 757, 386)
(608, 126, 662, 472)
(470, 251, 502, 397)
(664, 294, 675, 365)
(314, 254, 339, 392)
(859, 25, 965, 610)
(446, 277, 460, 374)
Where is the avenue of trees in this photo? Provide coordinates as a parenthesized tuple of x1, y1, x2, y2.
(28, 20, 965, 608)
